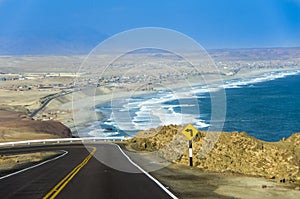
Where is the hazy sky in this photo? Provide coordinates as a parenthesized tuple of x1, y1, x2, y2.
(0, 0, 299, 53)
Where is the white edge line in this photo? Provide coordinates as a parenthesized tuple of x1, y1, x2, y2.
(114, 144, 178, 199)
(0, 150, 68, 180)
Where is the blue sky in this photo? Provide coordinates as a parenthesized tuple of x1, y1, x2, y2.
(0, 0, 299, 54)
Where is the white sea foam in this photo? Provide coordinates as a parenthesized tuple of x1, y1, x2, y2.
(88, 129, 120, 137)
(191, 86, 222, 94)
(83, 121, 121, 137)
(223, 70, 300, 89)
(115, 89, 206, 131)
(94, 69, 300, 136)
(110, 92, 208, 131)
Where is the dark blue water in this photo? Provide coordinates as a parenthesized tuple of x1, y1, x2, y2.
(223, 74, 300, 141)
(96, 72, 300, 142)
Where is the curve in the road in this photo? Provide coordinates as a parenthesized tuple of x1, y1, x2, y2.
(43, 147, 96, 199)
(0, 143, 177, 199)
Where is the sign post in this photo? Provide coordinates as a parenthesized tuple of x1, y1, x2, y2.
(189, 140, 193, 166)
(181, 124, 198, 167)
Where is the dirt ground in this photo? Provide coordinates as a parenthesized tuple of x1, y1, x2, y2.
(0, 151, 62, 176)
(0, 110, 71, 142)
(151, 164, 300, 199)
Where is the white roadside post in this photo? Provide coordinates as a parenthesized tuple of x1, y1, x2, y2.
(189, 140, 193, 167)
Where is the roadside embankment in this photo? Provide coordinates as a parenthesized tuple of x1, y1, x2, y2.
(126, 125, 300, 187)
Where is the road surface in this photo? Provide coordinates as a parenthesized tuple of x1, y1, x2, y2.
(0, 143, 175, 199)
(30, 91, 71, 118)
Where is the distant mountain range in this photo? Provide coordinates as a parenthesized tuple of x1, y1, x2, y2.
(0, 27, 108, 55)
(1, 27, 299, 57)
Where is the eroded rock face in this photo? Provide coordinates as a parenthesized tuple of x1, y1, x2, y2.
(128, 125, 300, 183)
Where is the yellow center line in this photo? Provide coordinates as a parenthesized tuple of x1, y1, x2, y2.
(43, 146, 97, 199)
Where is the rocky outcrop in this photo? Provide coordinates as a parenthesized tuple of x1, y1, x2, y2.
(128, 125, 300, 184)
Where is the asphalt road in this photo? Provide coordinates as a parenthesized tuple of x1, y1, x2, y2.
(0, 143, 175, 199)
(29, 91, 71, 118)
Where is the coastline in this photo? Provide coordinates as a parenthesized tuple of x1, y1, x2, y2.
(9, 66, 297, 139)
(69, 67, 300, 137)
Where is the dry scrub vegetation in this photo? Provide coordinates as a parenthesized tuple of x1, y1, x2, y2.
(127, 125, 300, 186)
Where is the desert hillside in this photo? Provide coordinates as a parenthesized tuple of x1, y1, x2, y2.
(128, 125, 300, 185)
(0, 110, 72, 142)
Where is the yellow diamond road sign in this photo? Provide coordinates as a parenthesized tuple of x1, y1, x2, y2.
(181, 124, 199, 140)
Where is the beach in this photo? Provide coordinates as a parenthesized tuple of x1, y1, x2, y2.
(37, 68, 282, 133)
(67, 68, 300, 140)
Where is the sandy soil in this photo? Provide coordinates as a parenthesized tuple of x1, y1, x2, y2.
(152, 164, 300, 199)
(0, 151, 62, 176)
(0, 89, 58, 113)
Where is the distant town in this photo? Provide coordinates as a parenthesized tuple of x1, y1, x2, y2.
(0, 72, 78, 91)
(1, 48, 299, 93)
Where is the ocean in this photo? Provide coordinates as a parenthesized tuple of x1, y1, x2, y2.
(91, 70, 300, 142)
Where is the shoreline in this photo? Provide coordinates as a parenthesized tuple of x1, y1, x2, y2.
(3, 67, 296, 140)
(71, 67, 300, 138)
